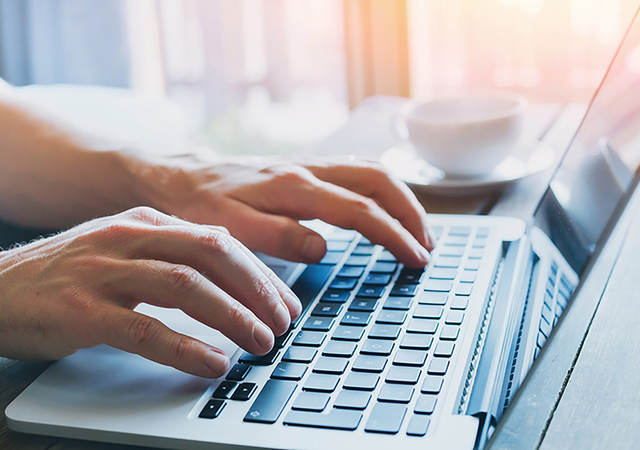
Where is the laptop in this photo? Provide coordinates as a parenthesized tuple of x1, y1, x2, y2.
(7, 8, 640, 450)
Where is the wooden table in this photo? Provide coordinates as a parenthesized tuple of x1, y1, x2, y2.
(4, 104, 636, 449)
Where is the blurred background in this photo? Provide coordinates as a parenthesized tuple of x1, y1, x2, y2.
(0, 0, 637, 154)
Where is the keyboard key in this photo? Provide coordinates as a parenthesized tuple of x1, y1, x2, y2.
(332, 325, 365, 341)
(345, 255, 370, 266)
(444, 235, 469, 246)
(338, 266, 365, 278)
(313, 356, 349, 374)
(468, 248, 484, 259)
(378, 384, 414, 403)
(352, 354, 387, 373)
(450, 295, 469, 310)
(199, 399, 226, 419)
(244, 379, 297, 424)
(413, 305, 443, 319)
(283, 346, 317, 363)
(440, 325, 460, 340)
(271, 362, 308, 381)
(449, 226, 472, 236)
(393, 349, 428, 366)
(343, 372, 379, 391)
(439, 246, 465, 257)
(423, 279, 453, 292)
(334, 390, 371, 410)
(370, 262, 397, 273)
(419, 291, 449, 305)
(429, 267, 457, 280)
(319, 251, 342, 265)
(427, 357, 450, 375)
(421, 375, 443, 394)
(406, 414, 430, 436)
(434, 256, 461, 268)
(349, 298, 379, 312)
(304, 373, 340, 392)
(322, 341, 357, 358)
(357, 285, 385, 298)
(459, 270, 477, 283)
(384, 296, 413, 310)
(390, 284, 418, 296)
(321, 290, 351, 303)
(368, 324, 401, 340)
(213, 380, 237, 399)
(376, 310, 407, 325)
(414, 395, 437, 414)
(312, 302, 343, 317)
(303, 316, 334, 332)
(352, 244, 375, 255)
(364, 273, 393, 285)
(400, 333, 433, 350)
(329, 277, 358, 290)
(386, 366, 421, 384)
(274, 328, 294, 348)
(341, 311, 372, 326)
(239, 348, 280, 365)
(291, 264, 335, 312)
(407, 318, 439, 334)
(284, 409, 362, 430)
(466, 259, 481, 270)
(293, 330, 326, 347)
(231, 382, 257, 401)
(476, 227, 489, 237)
(397, 268, 425, 284)
(377, 250, 397, 262)
(473, 237, 488, 248)
(292, 391, 330, 412)
(365, 403, 407, 434)
(226, 363, 251, 381)
(446, 310, 465, 325)
(327, 240, 350, 251)
(327, 229, 356, 241)
(361, 339, 394, 356)
(434, 341, 455, 358)
(455, 283, 473, 296)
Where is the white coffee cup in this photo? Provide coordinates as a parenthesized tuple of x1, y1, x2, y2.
(394, 94, 526, 177)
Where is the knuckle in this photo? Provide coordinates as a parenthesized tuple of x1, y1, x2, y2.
(124, 206, 166, 225)
(272, 167, 313, 185)
(91, 221, 140, 242)
(166, 264, 201, 292)
(127, 315, 159, 346)
(173, 335, 191, 362)
(228, 300, 249, 325)
(353, 197, 378, 214)
(198, 230, 233, 255)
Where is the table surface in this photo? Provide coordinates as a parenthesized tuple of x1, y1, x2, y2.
(3, 103, 638, 450)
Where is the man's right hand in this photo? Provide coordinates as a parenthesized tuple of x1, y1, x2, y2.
(0, 207, 301, 378)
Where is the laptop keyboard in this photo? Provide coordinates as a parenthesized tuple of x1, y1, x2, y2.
(534, 261, 575, 358)
(199, 225, 491, 437)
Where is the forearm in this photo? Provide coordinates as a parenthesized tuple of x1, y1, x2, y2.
(0, 87, 149, 229)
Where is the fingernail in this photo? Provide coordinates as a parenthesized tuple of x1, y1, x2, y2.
(301, 235, 326, 261)
(425, 232, 435, 250)
(204, 349, 229, 377)
(416, 246, 431, 265)
(252, 320, 274, 352)
(273, 302, 291, 334)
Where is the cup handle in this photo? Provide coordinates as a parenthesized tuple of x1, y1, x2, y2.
(390, 113, 409, 142)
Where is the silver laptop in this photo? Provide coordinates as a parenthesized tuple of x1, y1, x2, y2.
(7, 8, 640, 450)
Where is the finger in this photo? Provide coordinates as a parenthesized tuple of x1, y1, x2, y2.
(99, 306, 231, 378)
(233, 179, 430, 267)
(108, 259, 276, 355)
(108, 221, 293, 336)
(305, 162, 434, 250)
(212, 199, 326, 264)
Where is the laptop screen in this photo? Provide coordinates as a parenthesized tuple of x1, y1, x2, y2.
(532, 8, 640, 274)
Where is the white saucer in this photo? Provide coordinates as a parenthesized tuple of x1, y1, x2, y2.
(380, 141, 557, 196)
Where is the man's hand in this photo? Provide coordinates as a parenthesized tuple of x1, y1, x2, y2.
(138, 155, 433, 267)
(0, 207, 301, 378)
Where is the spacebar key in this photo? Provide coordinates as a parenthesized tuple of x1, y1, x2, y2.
(244, 379, 297, 424)
(284, 409, 362, 430)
